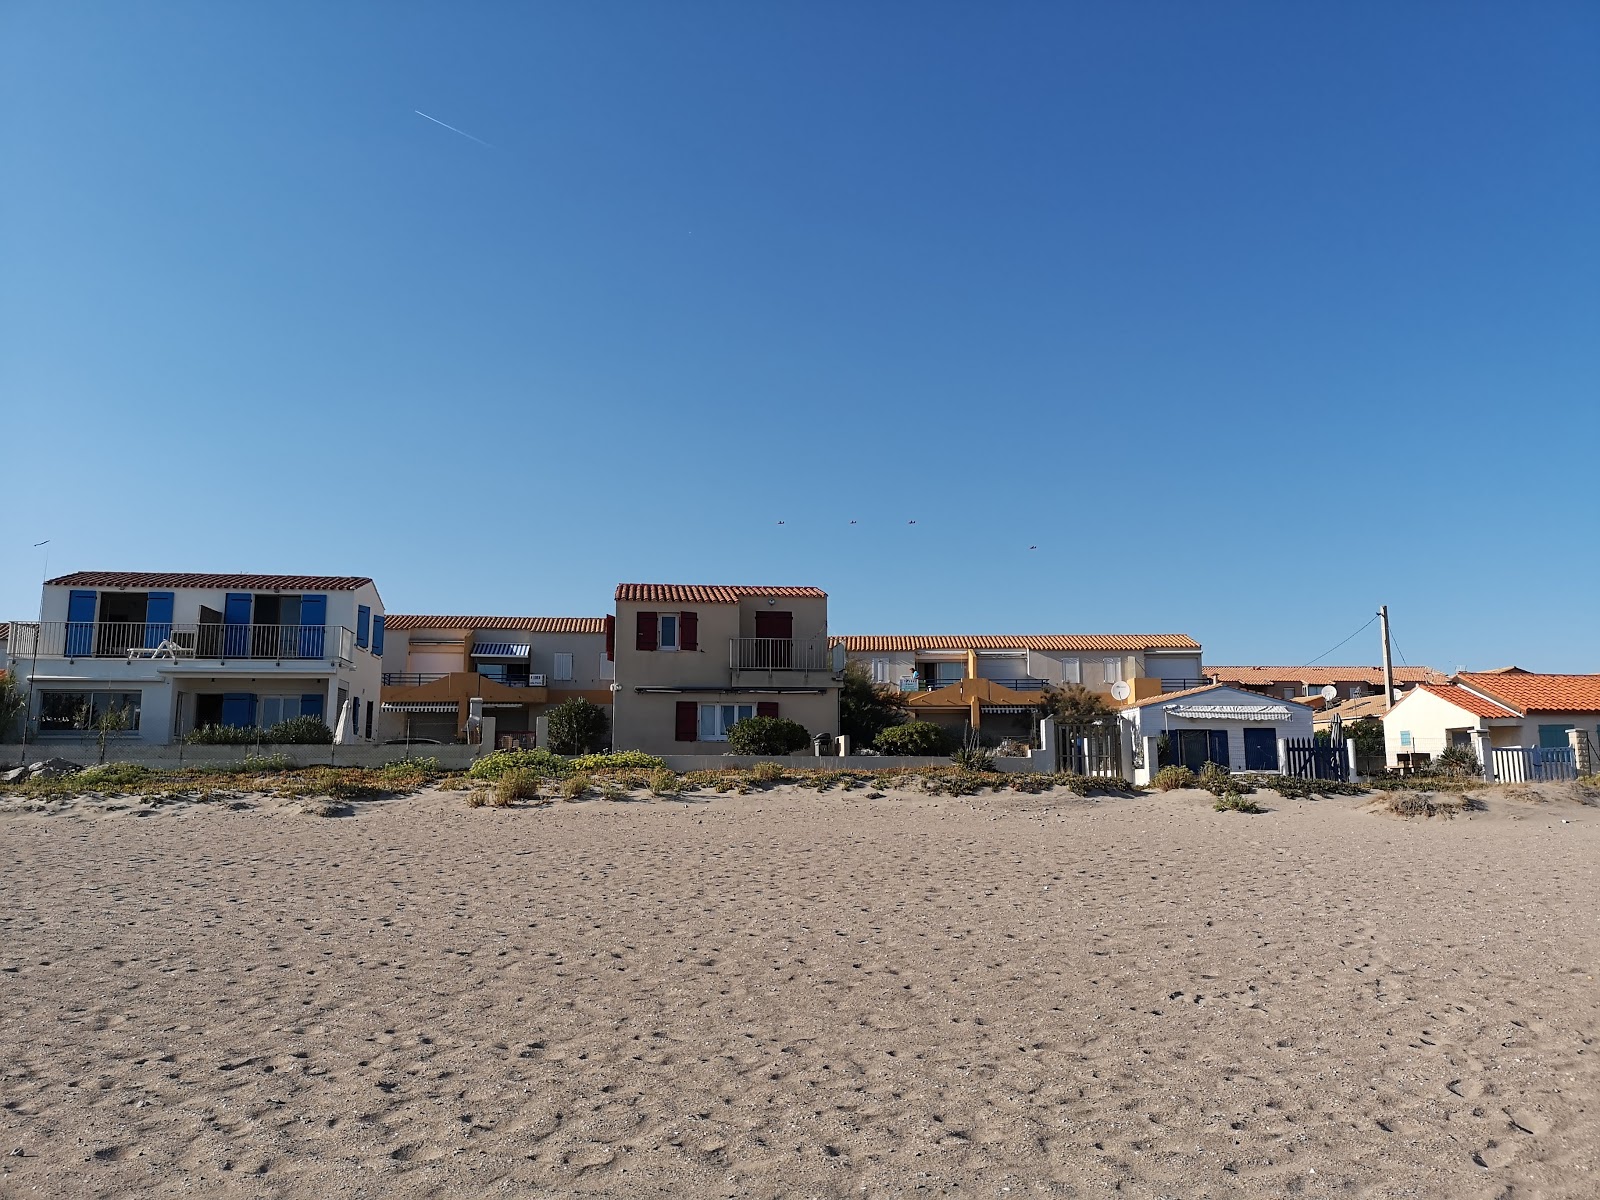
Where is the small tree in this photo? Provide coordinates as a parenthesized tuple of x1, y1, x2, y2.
(0, 674, 26, 744)
(1041, 683, 1118, 738)
(545, 697, 610, 754)
(93, 704, 131, 764)
(838, 661, 908, 747)
(727, 715, 811, 755)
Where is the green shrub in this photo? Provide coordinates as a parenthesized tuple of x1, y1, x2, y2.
(1152, 765, 1197, 791)
(467, 747, 572, 781)
(74, 762, 154, 790)
(264, 716, 334, 745)
(546, 698, 610, 755)
(238, 752, 295, 773)
(569, 750, 665, 772)
(1213, 792, 1264, 814)
(185, 724, 263, 745)
(1197, 761, 1234, 796)
(873, 721, 951, 756)
(1434, 745, 1482, 779)
(951, 731, 995, 773)
(727, 716, 811, 756)
(749, 760, 786, 785)
(648, 766, 679, 795)
(559, 774, 590, 800)
(494, 769, 541, 806)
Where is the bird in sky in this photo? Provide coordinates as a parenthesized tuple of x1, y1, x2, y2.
(908, 519, 917, 525)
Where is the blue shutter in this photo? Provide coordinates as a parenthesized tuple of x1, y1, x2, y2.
(1207, 730, 1230, 768)
(356, 605, 371, 649)
(65, 590, 97, 656)
(300, 693, 325, 721)
(1537, 724, 1574, 749)
(144, 592, 174, 648)
(298, 594, 326, 658)
(221, 693, 257, 728)
(223, 593, 252, 657)
(372, 614, 385, 656)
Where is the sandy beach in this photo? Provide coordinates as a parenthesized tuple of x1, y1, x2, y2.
(1, 781, 1596, 1199)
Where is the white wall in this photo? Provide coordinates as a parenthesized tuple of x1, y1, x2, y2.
(1120, 686, 1314, 772)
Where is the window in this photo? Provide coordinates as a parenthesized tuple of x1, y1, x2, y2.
(1060, 657, 1080, 684)
(598, 655, 615, 681)
(1399, 731, 1412, 747)
(39, 690, 142, 733)
(553, 652, 574, 681)
(1282, 688, 1297, 700)
(1102, 658, 1123, 684)
(257, 696, 303, 727)
(356, 605, 371, 649)
(871, 659, 890, 684)
(658, 614, 678, 651)
(1350, 684, 1366, 697)
(699, 703, 757, 741)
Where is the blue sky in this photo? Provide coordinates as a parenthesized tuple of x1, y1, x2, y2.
(4, 2, 1596, 671)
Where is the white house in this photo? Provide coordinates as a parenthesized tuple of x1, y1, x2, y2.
(1381, 673, 1600, 775)
(1118, 683, 1314, 785)
(5, 571, 387, 745)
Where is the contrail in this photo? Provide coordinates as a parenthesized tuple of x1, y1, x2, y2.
(414, 110, 493, 148)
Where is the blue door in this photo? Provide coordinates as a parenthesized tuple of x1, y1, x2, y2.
(297, 594, 326, 658)
(144, 592, 174, 648)
(300, 693, 325, 722)
(1244, 728, 1279, 771)
(223, 593, 252, 657)
(65, 590, 97, 656)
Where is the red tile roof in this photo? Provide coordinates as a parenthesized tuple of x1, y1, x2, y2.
(1456, 672, 1600, 715)
(614, 584, 827, 604)
(46, 571, 374, 591)
(1410, 683, 1519, 720)
(384, 615, 606, 634)
(1208, 665, 1447, 686)
(832, 634, 1200, 653)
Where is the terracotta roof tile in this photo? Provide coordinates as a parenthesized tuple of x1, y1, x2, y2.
(1207, 665, 1447, 686)
(384, 615, 607, 634)
(46, 571, 374, 591)
(831, 634, 1200, 653)
(614, 584, 827, 604)
(1456, 672, 1600, 715)
(1408, 683, 1520, 720)
(1122, 683, 1308, 710)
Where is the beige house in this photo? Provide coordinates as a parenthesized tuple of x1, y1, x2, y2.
(378, 615, 612, 745)
(612, 584, 840, 755)
(1208, 665, 1446, 704)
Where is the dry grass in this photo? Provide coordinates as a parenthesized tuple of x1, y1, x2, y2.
(493, 769, 541, 807)
(1381, 791, 1480, 820)
(559, 774, 592, 801)
(647, 767, 679, 796)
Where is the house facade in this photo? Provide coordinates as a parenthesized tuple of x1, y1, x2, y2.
(5, 571, 386, 744)
(1118, 683, 1315, 784)
(612, 584, 840, 755)
(836, 634, 1204, 739)
(377, 615, 612, 745)
(1207, 665, 1446, 703)
(1381, 674, 1600, 770)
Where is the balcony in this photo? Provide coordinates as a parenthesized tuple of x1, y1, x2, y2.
(382, 671, 547, 689)
(8, 621, 355, 664)
(729, 637, 834, 687)
(1161, 677, 1210, 692)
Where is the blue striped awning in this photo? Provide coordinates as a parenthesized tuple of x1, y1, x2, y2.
(470, 644, 530, 658)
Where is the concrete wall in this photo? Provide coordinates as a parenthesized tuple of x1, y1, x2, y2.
(621, 690, 840, 757)
(657, 753, 1047, 774)
(1, 742, 484, 770)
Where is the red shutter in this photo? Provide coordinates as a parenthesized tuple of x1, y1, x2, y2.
(675, 701, 698, 742)
(680, 611, 698, 652)
(604, 614, 615, 661)
(636, 611, 657, 651)
(757, 701, 779, 719)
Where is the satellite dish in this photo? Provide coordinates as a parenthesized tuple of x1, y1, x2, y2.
(1321, 685, 1338, 702)
(1110, 681, 1130, 701)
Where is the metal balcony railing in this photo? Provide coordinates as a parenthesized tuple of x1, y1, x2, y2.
(8, 621, 354, 663)
(1161, 677, 1210, 691)
(729, 637, 832, 672)
(383, 672, 450, 687)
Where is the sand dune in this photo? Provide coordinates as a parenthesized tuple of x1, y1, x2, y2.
(1, 783, 1596, 1198)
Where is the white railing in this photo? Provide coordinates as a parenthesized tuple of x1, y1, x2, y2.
(729, 638, 832, 672)
(7, 621, 355, 663)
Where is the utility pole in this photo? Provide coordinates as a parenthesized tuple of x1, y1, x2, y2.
(1379, 604, 1396, 711)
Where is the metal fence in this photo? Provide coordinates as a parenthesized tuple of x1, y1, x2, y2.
(9, 620, 354, 662)
(729, 638, 832, 671)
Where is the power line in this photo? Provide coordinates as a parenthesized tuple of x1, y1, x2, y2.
(1390, 629, 1410, 667)
(1297, 614, 1379, 669)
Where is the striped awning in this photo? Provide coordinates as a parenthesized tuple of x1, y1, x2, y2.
(382, 701, 458, 713)
(483, 702, 525, 710)
(471, 644, 530, 658)
(1166, 704, 1293, 721)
